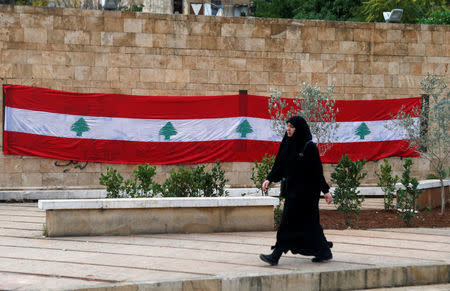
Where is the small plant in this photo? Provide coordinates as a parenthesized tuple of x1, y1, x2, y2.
(210, 160, 229, 197)
(251, 154, 275, 195)
(274, 197, 284, 228)
(122, 177, 139, 198)
(331, 155, 367, 227)
(396, 159, 423, 226)
(375, 159, 399, 211)
(425, 173, 439, 179)
(132, 163, 160, 197)
(99, 167, 124, 198)
(119, 2, 144, 12)
(42, 223, 48, 237)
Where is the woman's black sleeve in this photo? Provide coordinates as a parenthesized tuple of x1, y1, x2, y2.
(266, 145, 283, 183)
(309, 144, 330, 194)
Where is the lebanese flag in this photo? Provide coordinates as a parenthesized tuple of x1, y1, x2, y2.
(3, 85, 420, 164)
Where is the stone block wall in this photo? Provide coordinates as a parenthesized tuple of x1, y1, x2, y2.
(0, 5, 448, 189)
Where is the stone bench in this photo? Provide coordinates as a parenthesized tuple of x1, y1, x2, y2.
(38, 197, 279, 237)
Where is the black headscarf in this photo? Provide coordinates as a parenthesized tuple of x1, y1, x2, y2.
(278, 116, 313, 177)
(286, 116, 313, 149)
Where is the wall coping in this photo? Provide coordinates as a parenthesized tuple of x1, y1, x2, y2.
(414, 179, 450, 189)
(38, 196, 280, 210)
(6, 179, 448, 202)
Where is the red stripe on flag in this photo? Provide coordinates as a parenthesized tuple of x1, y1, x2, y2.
(321, 140, 418, 163)
(3, 85, 269, 119)
(4, 131, 417, 164)
(334, 98, 421, 121)
(4, 85, 421, 121)
(3, 131, 280, 164)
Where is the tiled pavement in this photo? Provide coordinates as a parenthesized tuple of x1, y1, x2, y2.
(0, 201, 448, 290)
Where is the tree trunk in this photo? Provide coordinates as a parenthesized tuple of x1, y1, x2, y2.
(440, 178, 445, 215)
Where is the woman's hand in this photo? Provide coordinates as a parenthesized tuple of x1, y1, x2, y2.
(324, 192, 333, 204)
(262, 180, 270, 192)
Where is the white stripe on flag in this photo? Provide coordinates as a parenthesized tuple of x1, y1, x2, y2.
(5, 107, 417, 143)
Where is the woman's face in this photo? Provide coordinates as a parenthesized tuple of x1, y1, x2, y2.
(286, 122, 295, 137)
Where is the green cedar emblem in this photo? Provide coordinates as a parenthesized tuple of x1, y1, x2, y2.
(355, 122, 371, 140)
(236, 119, 253, 138)
(159, 122, 177, 140)
(71, 118, 90, 137)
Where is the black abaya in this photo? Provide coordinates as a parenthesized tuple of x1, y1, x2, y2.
(267, 116, 331, 257)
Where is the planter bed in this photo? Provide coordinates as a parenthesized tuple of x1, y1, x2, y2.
(38, 197, 279, 237)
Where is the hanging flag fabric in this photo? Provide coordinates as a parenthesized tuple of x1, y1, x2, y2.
(191, 3, 202, 15)
(3, 85, 420, 164)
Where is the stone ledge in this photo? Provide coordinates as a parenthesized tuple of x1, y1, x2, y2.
(74, 263, 450, 291)
(38, 196, 279, 210)
(415, 179, 450, 189)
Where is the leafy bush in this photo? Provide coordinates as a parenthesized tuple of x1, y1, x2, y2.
(425, 173, 439, 179)
(162, 166, 207, 197)
(162, 163, 228, 197)
(120, 3, 144, 12)
(132, 164, 160, 197)
(375, 159, 399, 211)
(359, 0, 448, 23)
(210, 160, 229, 197)
(99, 161, 228, 198)
(274, 197, 284, 228)
(251, 154, 275, 195)
(418, 10, 450, 25)
(331, 155, 367, 227)
(396, 159, 422, 226)
(99, 167, 124, 198)
(122, 177, 139, 198)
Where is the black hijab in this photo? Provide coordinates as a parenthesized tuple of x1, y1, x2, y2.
(286, 116, 312, 149)
(279, 116, 313, 177)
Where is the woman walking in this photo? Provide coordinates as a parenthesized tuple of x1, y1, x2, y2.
(260, 116, 334, 266)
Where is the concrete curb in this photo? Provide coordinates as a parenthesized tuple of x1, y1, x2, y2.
(76, 263, 450, 291)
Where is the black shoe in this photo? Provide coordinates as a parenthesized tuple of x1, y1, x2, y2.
(259, 253, 279, 266)
(312, 248, 333, 263)
(259, 248, 282, 266)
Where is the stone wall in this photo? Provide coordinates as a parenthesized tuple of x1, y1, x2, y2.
(0, 5, 449, 189)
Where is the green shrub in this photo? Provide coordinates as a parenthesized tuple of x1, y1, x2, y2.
(274, 197, 284, 229)
(133, 163, 160, 197)
(396, 159, 422, 226)
(122, 177, 139, 198)
(102, 163, 160, 198)
(210, 160, 229, 197)
(251, 154, 275, 195)
(331, 155, 367, 227)
(119, 3, 144, 12)
(99, 167, 124, 198)
(418, 10, 450, 25)
(375, 159, 399, 211)
(161, 162, 228, 198)
(99, 161, 228, 198)
(425, 173, 439, 179)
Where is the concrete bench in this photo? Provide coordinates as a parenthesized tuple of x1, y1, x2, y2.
(38, 197, 279, 237)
